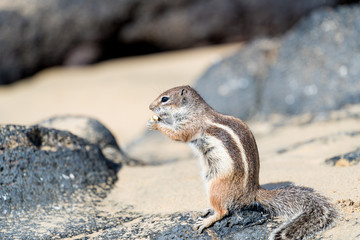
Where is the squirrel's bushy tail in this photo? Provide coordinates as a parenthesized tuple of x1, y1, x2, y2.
(256, 186, 338, 240)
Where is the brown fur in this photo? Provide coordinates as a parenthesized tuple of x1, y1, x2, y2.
(210, 113, 261, 191)
(209, 178, 230, 216)
(205, 125, 244, 172)
(148, 86, 338, 239)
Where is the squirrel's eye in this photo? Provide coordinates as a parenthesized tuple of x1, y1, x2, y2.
(161, 97, 169, 103)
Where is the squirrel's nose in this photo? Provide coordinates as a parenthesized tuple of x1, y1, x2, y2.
(149, 103, 155, 111)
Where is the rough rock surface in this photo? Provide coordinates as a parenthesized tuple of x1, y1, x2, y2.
(0, 203, 276, 239)
(0, 125, 117, 214)
(195, 5, 360, 120)
(36, 115, 144, 166)
(0, 0, 354, 84)
(154, 209, 275, 240)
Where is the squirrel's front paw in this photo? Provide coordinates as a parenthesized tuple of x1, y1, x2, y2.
(147, 115, 160, 130)
(147, 120, 157, 130)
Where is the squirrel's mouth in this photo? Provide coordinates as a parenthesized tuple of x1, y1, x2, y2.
(151, 109, 170, 120)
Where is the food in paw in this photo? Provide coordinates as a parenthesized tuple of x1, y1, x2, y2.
(151, 115, 160, 121)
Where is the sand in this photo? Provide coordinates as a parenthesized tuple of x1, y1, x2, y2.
(1, 43, 359, 239)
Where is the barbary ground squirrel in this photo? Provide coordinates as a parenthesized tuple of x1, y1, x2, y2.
(148, 85, 338, 239)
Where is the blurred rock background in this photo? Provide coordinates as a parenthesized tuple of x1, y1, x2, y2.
(1, 1, 360, 239)
(0, 0, 358, 84)
(195, 5, 360, 120)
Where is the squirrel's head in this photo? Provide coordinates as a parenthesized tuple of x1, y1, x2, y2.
(149, 85, 205, 122)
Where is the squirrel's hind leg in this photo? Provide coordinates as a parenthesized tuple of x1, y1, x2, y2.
(194, 178, 230, 233)
(194, 209, 228, 233)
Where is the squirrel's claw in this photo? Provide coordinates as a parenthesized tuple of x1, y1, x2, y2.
(147, 120, 157, 130)
(200, 208, 213, 218)
(193, 217, 206, 233)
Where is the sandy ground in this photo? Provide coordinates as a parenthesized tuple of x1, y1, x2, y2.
(1, 43, 359, 239)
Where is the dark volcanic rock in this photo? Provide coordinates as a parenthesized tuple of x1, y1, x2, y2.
(0, 0, 354, 84)
(195, 5, 360, 120)
(155, 209, 275, 240)
(0, 125, 117, 214)
(36, 115, 144, 166)
(0, 204, 277, 239)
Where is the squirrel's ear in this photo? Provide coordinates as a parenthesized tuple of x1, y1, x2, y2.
(180, 88, 189, 105)
(180, 88, 188, 96)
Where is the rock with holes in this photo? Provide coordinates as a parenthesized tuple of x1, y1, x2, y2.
(0, 204, 276, 239)
(152, 208, 275, 240)
(0, 125, 117, 215)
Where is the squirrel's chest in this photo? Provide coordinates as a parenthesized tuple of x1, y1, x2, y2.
(188, 135, 234, 180)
